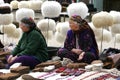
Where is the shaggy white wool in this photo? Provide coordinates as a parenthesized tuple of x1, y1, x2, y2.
(18, 1, 29, 9)
(29, 1, 43, 11)
(56, 22, 69, 35)
(16, 8, 35, 22)
(41, 31, 53, 40)
(98, 29, 112, 42)
(0, 13, 13, 25)
(0, 0, 4, 4)
(56, 22, 63, 33)
(59, 22, 70, 36)
(7, 28, 22, 39)
(109, 24, 120, 34)
(88, 22, 102, 41)
(30, 0, 47, 2)
(92, 11, 113, 28)
(10, 0, 19, 10)
(67, 2, 88, 19)
(110, 11, 120, 24)
(116, 34, 120, 43)
(41, 1, 61, 18)
(1, 24, 16, 35)
(54, 31, 66, 43)
(37, 19, 56, 31)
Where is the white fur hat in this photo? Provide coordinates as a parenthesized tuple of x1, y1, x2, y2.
(0, 13, 13, 25)
(56, 22, 70, 36)
(41, 31, 53, 40)
(110, 11, 120, 24)
(0, 3, 11, 7)
(0, 0, 4, 5)
(55, 31, 66, 43)
(67, 2, 88, 19)
(10, 0, 19, 10)
(29, 1, 43, 11)
(109, 24, 120, 34)
(92, 11, 113, 28)
(16, 8, 35, 22)
(41, 1, 61, 18)
(98, 29, 112, 42)
(116, 34, 120, 43)
(18, 1, 29, 9)
(1, 24, 16, 35)
(88, 22, 102, 39)
(37, 19, 56, 31)
(56, 23, 61, 33)
(7, 28, 22, 38)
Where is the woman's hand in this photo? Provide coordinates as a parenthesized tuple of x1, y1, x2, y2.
(78, 52, 85, 61)
(7, 55, 17, 64)
(71, 48, 83, 55)
(7, 55, 13, 63)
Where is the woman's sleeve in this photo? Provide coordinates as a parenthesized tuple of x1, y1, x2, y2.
(85, 30, 99, 59)
(17, 34, 42, 56)
(11, 39, 22, 56)
(64, 30, 74, 51)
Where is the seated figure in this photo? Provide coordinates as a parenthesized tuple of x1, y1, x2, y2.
(57, 15, 99, 64)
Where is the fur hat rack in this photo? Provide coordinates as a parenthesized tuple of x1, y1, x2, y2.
(1, 24, 22, 45)
(92, 11, 113, 52)
(37, 19, 56, 41)
(109, 11, 120, 48)
(0, 4, 13, 44)
(87, 22, 112, 50)
(41, 1, 61, 43)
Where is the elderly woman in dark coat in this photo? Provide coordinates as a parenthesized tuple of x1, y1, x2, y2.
(57, 15, 99, 64)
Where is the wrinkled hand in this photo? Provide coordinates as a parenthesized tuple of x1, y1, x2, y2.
(7, 55, 17, 64)
(78, 52, 85, 61)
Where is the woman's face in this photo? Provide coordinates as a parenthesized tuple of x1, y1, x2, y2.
(69, 20, 80, 31)
(19, 23, 30, 32)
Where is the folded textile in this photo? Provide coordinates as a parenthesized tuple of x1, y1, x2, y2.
(0, 73, 20, 80)
(55, 66, 66, 73)
(67, 63, 87, 69)
(91, 60, 103, 64)
(22, 74, 43, 80)
(32, 67, 44, 72)
(10, 66, 30, 75)
(35, 61, 62, 69)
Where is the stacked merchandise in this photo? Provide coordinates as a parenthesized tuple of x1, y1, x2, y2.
(0, 58, 120, 80)
(17, 60, 120, 80)
(0, 4, 11, 62)
(0, 65, 30, 80)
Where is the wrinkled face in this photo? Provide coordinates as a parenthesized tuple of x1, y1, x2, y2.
(19, 23, 30, 32)
(69, 20, 79, 31)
